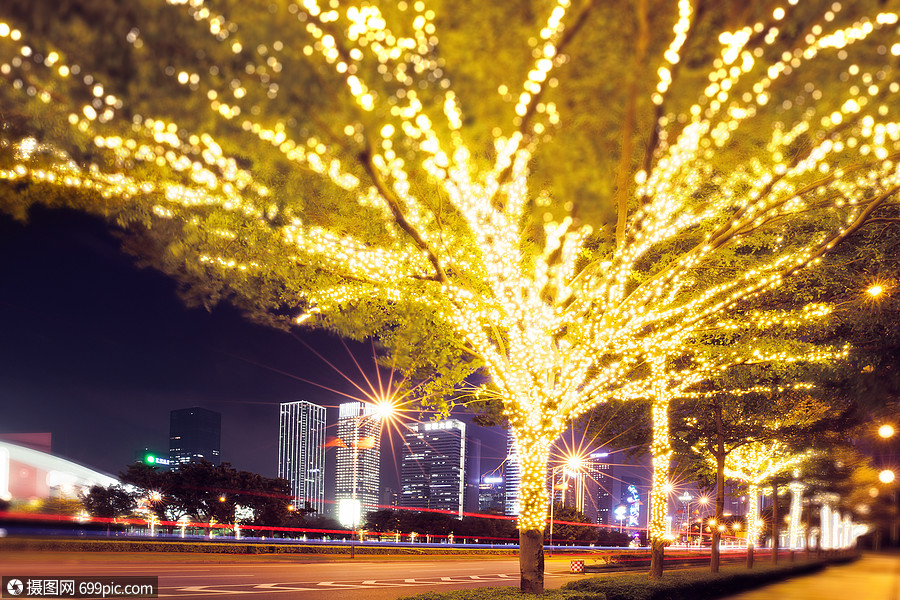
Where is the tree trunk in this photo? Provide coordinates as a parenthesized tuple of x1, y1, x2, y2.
(510, 430, 551, 594)
(805, 502, 812, 559)
(648, 365, 672, 579)
(771, 482, 779, 564)
(711, 400, 725, 573)
(519, 529, 544, 594)
(649, 538, 666, 578)
(746, 544, 754, 568)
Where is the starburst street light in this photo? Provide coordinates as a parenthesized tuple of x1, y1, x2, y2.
(879, 424, 895, 439)
(548, 452, 588, 556)
(880, 469, 896, 484)
(564, 453, 586, 473)
(371, 397, 398, 421)
(867, 284, 886, 298)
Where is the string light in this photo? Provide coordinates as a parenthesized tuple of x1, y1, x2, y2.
(722, 441, 807, 547)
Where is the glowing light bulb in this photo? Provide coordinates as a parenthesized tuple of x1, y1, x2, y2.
(867, 284, 885, 297)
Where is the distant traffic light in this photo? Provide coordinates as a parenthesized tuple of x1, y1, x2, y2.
(144, 453, 157, 465)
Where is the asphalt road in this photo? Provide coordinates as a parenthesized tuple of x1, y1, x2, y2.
(0, 552, 589, 599)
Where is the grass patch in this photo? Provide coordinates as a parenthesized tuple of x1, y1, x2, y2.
(398, 556, 859, 600)
(563, 560, 843, 600)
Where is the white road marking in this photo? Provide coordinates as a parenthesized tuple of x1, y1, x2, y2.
(176, 586, 246, 595)
(160, 574, 525, 595)
(252, 583, 318, 591)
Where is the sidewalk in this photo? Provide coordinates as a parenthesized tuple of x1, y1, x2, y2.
(720, 553, 900, 600)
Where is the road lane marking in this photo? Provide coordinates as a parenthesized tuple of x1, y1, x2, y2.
(252, 583, 318, 591)
(157, 573, 525, 595)
(317, 581, 372, 589)
(176, 586, 246, 594)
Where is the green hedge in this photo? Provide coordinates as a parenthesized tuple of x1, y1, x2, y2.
(0, 537, 517, 556)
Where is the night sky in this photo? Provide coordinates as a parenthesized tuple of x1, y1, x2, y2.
(0, 207, 507, 488)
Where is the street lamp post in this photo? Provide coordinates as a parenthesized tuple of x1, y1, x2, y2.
(678, 492, 693, 545)
(548, 455, 584, 556)
(614, 505, 627, 533)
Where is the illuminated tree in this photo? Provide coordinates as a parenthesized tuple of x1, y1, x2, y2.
(678, 385, 841, 570)
(723, 440, 807, 564)
(2, 0, 900, 590)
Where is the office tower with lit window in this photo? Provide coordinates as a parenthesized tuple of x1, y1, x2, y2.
(277, 400, 326, 514)
(479, 475, 505, 513)
(503, 430, 520, 516)
(585, 452, 613, 524)
(334, 401, 381, 526)
(168, 407, 221, 468)
(400, 419, 467, 517)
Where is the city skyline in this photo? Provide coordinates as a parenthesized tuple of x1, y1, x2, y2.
(0, 209, 511, 480)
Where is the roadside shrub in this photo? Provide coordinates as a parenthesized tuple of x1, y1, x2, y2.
(563, 561, 832, 600)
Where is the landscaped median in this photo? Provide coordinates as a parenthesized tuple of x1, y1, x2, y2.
(0, 536, 518, 556)
(398, 555, 859, 600)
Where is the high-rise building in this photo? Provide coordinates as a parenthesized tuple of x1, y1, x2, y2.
(464, 438, 481, 514)
(168, 407, 221, 468)
(584, 452, 613, 524)
(277, 401, 326, 515)
(478, 475, 505, 513)
(400, 419, 467, 517)
(335, 401, 381, 527)
(503, 430, 520, 516)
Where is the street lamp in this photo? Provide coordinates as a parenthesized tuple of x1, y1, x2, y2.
(548, 456, 585, 555)
(614, 505, 627, 533)
(879, 424, 895, 439)
(880, 469, 895, 484)
(867, 284, 885, 298)
(678, 492, 693, 545)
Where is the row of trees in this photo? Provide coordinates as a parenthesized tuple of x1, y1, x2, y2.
(82, 461, 301, 530)
(3, 0, 900, 591)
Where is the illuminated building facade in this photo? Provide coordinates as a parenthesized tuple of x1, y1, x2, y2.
(503, 430, 520, 516)
(335, 401, 381, 526)
(585, 452, 613, 525)
(479, 475, 505, 513)
(168, 407, 221, 468)
(277, 400, 326, 514)
(400, 419, 467, 517)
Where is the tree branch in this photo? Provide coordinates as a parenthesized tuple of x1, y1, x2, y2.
(359, 142, 448, 283)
